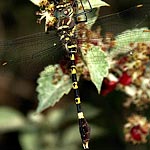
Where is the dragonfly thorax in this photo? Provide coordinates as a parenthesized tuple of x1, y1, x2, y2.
(55, 2, 74, 19)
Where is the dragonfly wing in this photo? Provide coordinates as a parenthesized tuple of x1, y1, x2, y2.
(0, 31, 66, 80)
(82, 3, 150, 64)
(93, 4, 150, 36)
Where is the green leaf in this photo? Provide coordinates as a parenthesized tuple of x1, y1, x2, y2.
(82, 45, 109, 93)
(110, 27, 150, 57)
(86, 9, 99, 29)
(0, 107, 25, 132)
(36, 65, 72, 113)
(83, 0, 110, 29)
(47, 108, 66, 129)
(19, 132, 41, 150)
(83, 0, 110, 9)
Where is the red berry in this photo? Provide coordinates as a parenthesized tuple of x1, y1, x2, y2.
(130, 125, 142, 141)
(119, 72, 132, 85)
(101, 78, 117, 96)
(59, 57, 70, 74)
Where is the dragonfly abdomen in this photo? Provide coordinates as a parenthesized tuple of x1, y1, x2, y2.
(55, 2, 90, 149)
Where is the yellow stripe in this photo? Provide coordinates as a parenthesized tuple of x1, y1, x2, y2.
(72, 82, 78, 89)
(70, 49, 77, 53)
(75, 97, 81, 104)
(67, 17, 72, 25)
(56, 3, 70, 9)
(71, 65, 76, 68)
(65, 37, 70, 41)
(56, 4, 64, 9)
(58, 25, 69, 30)
(71, 68, 76, 74)
(67, 44, 77, 49)
(78, 112, 84, 119)
(60, 35, 65, 40)
(70, 54, 75, 60)
(65, 3, 70, 7)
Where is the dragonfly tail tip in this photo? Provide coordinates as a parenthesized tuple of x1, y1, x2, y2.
(83, 141, 89, 149)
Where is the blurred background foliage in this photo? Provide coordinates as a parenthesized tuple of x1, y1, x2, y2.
(0, 0, 150, 150)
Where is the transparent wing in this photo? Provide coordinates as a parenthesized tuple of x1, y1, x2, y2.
(82, 3, 150, 65)
(0, 3, 150, 80)
(93, 3, 150, 35)
(0, 31, 66, 80)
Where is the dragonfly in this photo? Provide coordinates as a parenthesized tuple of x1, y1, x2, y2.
(0, 0, 150, 149)
(0, 2, 149, 80)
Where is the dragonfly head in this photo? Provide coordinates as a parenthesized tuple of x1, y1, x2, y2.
(54, 0, 92, 24)
(34, 0, 93, 31)
(55, 2, 74, 19)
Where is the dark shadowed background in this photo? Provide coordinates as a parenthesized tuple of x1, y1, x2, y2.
(0, 0, 150, 150)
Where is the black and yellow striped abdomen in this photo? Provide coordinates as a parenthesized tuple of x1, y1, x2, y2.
(55, 2, 90, 149)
